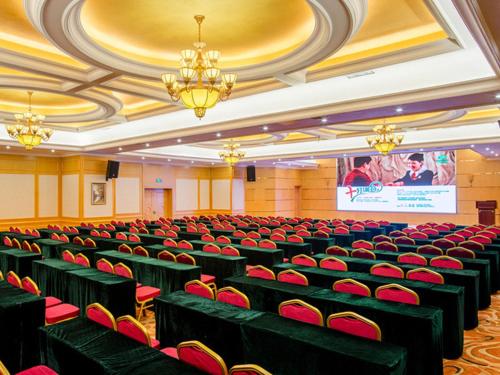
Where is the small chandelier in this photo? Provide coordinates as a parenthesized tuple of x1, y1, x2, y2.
(366, 123, 404, 155)
(6, 91, 53, 150)
(161, 15, 237, 119)
(219, 142, 245, 166)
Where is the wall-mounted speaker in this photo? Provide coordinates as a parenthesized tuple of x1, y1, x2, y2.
(246, 165, 256, 182)
(106, 160, 120, 180)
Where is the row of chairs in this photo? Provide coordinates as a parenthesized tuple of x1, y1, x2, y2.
(2, 237, 42, 255)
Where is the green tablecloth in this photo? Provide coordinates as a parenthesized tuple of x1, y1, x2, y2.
(177, 231, 204, 241)
(155, 291, 407, 375)
(189, 240, 283, 267)
(94, 250, 201, 294)
(0, 248, 42, 277)
(224, 275, 448, 369)
(34, 238, 65, 258)
(80, 236, 144, 251)
(243, 313, 406, 375)
(32, 259, 85, 299)
(40, 317, 203, 374)
(0, 231, 37, 243)
(54, 242, 102, 260)
(121, 232, 165, 245)
(0, 281, 45, 373)
(313, 253, 481, 314)
(146, 245, 246, 287)
(225, 236, 313, 258)
(155, 291, 264, 366)
(273, 262, 466, 342)
(331, 233, 355, 247)
(36, 229, 79, 241)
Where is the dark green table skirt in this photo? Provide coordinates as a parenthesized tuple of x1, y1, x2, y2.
(54, 243, 102, 260)
(177, 231, 204, 241)
(40, 318, 203, 374)
(79, 236, 145, 251)
(0, 248, 42, 277)
(34, 238, 65, 258)
(32, 259, 85, 300)
(155, 291, 264, 366)
(36, 229, 79, 242)
(120, 232, 165, 245)
(146, 245, 246, 287)
(94, 250, 200, 294)
(224, 236, 313, 258)
(0, 232, 37, 244)
(0, 281, 45, 373)
(189, 240, 283, 267)
(242, 313, 407, 375)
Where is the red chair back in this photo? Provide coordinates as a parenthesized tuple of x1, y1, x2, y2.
(133, 246, 149, 257)
(241, 238, 258, 247)
(432, 239, 455, 249)
(116, 232, 127, 240)
(409, 232, 428, 239)
(370, 263, 404, 279)
(117, 315, 153, 346)
(394, 236, 415, 245)
(201, 234, 215, 242)
(216, 287, 250, 309)
(75, 254, 90, 267)
(62, 250, 75, 263)
(375, 284, 420, 305)
(429, 256, 463, 269)
(327, 312, 381, 341)
(247, 231, 261, 239)
(287, 235, 304, 243)
(458, 240, 484, 251)
(277, 270, 308, 286)
(351, 249, 376, 260)
(232, 230, 246, 238)
(96, 258, 114, 273)
(397, 253, 427, 266)
(86, 303, 116, 330)
(469, 235, 491, 244)
(319, 256, 348, 271)
(278, 299, 323, 326)
(407, 268, 444, 284)
(446, 247, 475, 259)
(325, 246, 349, 257)
(158, 250, 176, 262)
(373, 235, 392, 243)
(352, 240, 374, 250)
(444, 234, 465, 243)
(100, 231, 111, 239)
(247, 265, 275, 280)
(203, 243, 221, 254)
(221, 246, 240, 256)
(417, 245, 443, 256)
(334, 227, 349, 235)
(114, 262, 133, 279)
(374, 241, 398, 252)
(163, 238, 178, 247)
(177, 341, 228, 375)
(333, 279, 371, 297)
(185, 280, 214, 300)
(258, 240, 277, 249)
(7, 271, 22, 288)
(291, 254, 317, 267)
(216, 236, 231, 244)
(178, 240, 194, 250)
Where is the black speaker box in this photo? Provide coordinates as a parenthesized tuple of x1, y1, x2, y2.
(106, 160, 120, 180)
(247, 165, 256, 182)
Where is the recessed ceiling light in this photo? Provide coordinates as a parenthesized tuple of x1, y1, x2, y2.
(253, 160, 256, 163)
(272, 162, 276, 165)
(6, 145, 10, 149)
(191, 160, 194, 164)
(343, 153, 347, 157)
(496, 93, 500, 99)
(177, 138, 182, 143)
(216, 132, 221, 137)
(145, 143, 150, 147)
(310, 155, 314, 159)
(490, 150, 495, 154)
(50, 149, 55, 153)
(211, 162, 215, 165)
(496, 154, 499, 157)
(419, 148, 424, 152)
(278, 158, 281, 161)
(118, 147, 123, 151)
(470, 144, 475, 148)
(141, 156, 145, 160)
(486, 147, 490, 151)
(262, 126, 268, 131)
(396, 107, 403, 113)
(167, 158, 171, 162)
(321, 117, 328, 123)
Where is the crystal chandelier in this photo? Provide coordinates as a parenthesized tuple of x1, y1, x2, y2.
(219, 142, 245, 166)
(6, 91, 53, 150)
(161, 15, 237, 119)
(366, 123, 404, 155)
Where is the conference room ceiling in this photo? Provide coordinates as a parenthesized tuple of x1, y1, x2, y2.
(0, 0, 499, 162)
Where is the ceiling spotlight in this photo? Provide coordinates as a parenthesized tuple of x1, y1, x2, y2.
(496, 93, 500, 99)
(262, 126, 268, 131)
(167, 158, 171, 162)
(343, 153, 347, 157)
(490, 150, 495, 154)
(419, 148, 424, 152)
(6, 145, 11, 149)
(272, 162, 276, 165)
(287, 162, 291, 166)
(177, 138, 182, 143)
(145, 143, 150, 147)
(253, 160, 256, 163)
(395, 107, 403, 113)
(310, 155, 314, 159)
(486, 147, 490, 151)
(191, 160, 194, 164)
(118, 147, 123, 151)
(50, 149, 55, 153)
(216, 132, 221, 137)
(321, 117, 328, 123)
(496, 154, 499, 157)
(211, 162, 215, 165)
(141, 156, 145, 160)
(470, 144, 475, 148)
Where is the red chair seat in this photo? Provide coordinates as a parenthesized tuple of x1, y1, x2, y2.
(45, 303, 80, 324)
(201, 274, 216, 284)
(136, 286, 161, 302)
(161, 346, 179, 359)
(45, 296, 62, 308)
(151, 338, 161, 349)
(17, 365, 58, 375)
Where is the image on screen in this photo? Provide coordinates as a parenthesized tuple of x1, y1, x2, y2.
(337, 151, 456, 213)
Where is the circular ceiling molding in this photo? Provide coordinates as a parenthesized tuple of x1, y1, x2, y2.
(0, 75, 122, 124)
(25, 0, 368, 81)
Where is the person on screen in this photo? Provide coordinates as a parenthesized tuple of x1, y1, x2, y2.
(389, 153, 434, 186)
(343, 156, 373, 187)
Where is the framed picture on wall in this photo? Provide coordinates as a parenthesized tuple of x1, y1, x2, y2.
(91, 183, 106, 205)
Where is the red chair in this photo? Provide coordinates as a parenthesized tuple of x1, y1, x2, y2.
(435, 224, 451, 232)
(389, 230, 406, 237)
(319, 256, 348, 271)
(176, 254, 217, 291)
(75, 253, 90, 267)
(352, 240, 374, 250)
(6, 271, 22, 288)
(370, 263, 404, 279)
(277, 269, 308, 286)
(96, 258, 114, 273)
(100, 231, 111, 239)
(233, 230, 246, 238)
(334, 227, 349, 235)
(465, 226, 481, 233)
(90, 229, 100, 237)
(201, 234, 215, 242)
(72, 236, 84, 246)
(429, 255, 463, 269)
(3, 236, 12, 247)
(116, 232, 127, 240)
(216, 287, 251, 309)
(203, 243, 221, 254)
(154, 229, 166, 236)
(216, 236, 231, 244)
(406, 268, 444, 284)
(45, 303, 80, 325)
(374, 241, 398, 252)
(269, 233, 285, 241)
(84, 238, 96, 248)
(61, 250, 75, 263)
(278, 299, 323, 326)
(458, 240, 484, 251)
(185, 280, 214, 300)
(178, 240, 194, 250)
(129, 226, 139, 234)
(287, 235, 304, 243)
(158, 250, 176, 262)
(351, 249, 376, 260)
(296, 230, 311, 237)
(375, 284, 420, 305)
(258, 239, 277, 249)
(485, 226, 500, 235)
(432, 239, 455, 249)
(50, 233, 60, 241)
(422, 228, 439, 236)
(11, 238, 21, 249)
(138, 228, 149, 234)
(291, 254, 317, 267)
(163, 238, 178, 247)
(327, 311, 381, 341)
(133, 246, 149, 257)
(446, 247, 475, 259)
(116, 315, 160, 348)
(0, 361, 58, 375)
(312, 230, 328, 238)
(31, 243, 42, 255)
(165, 230, 178, 238)
(258, 227, 271, 235)
(373, 235, 392, 243)
(247, 231, 261, 239)
(241, 238, 258, 247)
(444, 234, 465, 243)
(455, 229, 473, 238)
(86, 302, 117, 330)
(177, 340, 228, 375)
(333, 279, 371, 297)
(21, 240, 32, 252)
(21, 277, 63, 307)
(365, 222, 380, 228)
(351, 224, 365, 231)
(229, 364, 271, 375)
(397, 253, 427, 266)
(118, 244, 133, 254)
(394, 236, 415, 245)
(409, 232, 428, 239)
(417, 245, 443, 256)
(402, 227, 417, 234)
(247, 265, 276, 280)
(469, 235, 491, 244)
(325, 246, 349, 257)
(221, 246, 240, 256)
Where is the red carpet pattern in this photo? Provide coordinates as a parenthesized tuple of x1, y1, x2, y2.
(141, 293, 500, 374)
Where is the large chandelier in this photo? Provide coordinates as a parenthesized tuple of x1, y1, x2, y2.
(219, 142, 245, 166)
(161, 15, 237, 119)
(6, 91, 53, 150)
(366, 123, 404, 155)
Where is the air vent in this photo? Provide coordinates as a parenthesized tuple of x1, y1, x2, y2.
(347, 71, 375, 79)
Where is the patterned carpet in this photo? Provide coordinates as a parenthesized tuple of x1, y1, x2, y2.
(141, 292, 500, 374)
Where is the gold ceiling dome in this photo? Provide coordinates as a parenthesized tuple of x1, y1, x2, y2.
(6, 91, 53, 150)
(366, 122, 404, 155)
(219, 141, 245, 166)
(161, 15, 237, 119)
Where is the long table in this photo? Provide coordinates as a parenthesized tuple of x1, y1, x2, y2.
(32, 259, 136, 317)
(221, 236, 314, 258)
(94, 250, 201, 294)
(0, 281, 45, 373)
(0, 248, 42, 277)
(40, 317, 203, 374)
(224, 276, 448, 370)
(155, 291, 407, 375)
(145, 245, 246, 287)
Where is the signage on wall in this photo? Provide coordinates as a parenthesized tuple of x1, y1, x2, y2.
(155, 178, 163, 183)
